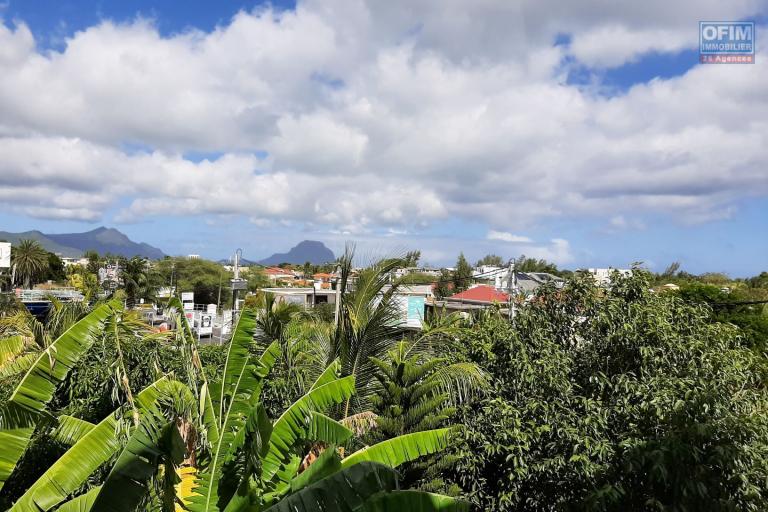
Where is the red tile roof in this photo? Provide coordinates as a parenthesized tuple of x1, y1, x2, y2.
(265, 267, 293, 275)
(447, 285, 509, 303)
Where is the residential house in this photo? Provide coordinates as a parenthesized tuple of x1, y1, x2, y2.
(428, 285, 510, 316)
(259, 287, 338, 308)
(312, 272, 335, 290)
(61, 256, 89, 267)
(586, 268, 632, 286)
(264, 267, 298, 285)
(474, 266, 565, 295)
(382, 284, 434, 329)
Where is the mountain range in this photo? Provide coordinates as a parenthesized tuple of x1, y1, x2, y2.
(0, 227, 335, 265)
(0, 227, 166, 259)
(257, 240, 335, 265)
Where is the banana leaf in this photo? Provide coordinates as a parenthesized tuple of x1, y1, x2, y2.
(0, 335, 26, 366)
(0, 301, 118, 491)
(359, 490, 470, 511)
(54, 486, 101, 512)
(263, 462, 398, 512)
(0, 352, 39, 380)
(260, 375, 355, 486)
(50, 415, 96, 446)
(289, 447, 342, 493)
(11, 377, 169, 512)
(306, 411, 353, 445)
(186, 312, 278, 512)
(91, 380, 196, 512)
(341, 428, 451, 469)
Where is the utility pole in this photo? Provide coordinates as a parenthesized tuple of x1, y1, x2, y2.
(333, 265, 341, 328)
(507, 259, 517, 321)
(216, 268, 223, 313)
(232, 248, 242, 312)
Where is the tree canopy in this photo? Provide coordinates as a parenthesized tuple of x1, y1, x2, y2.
(155, 257, 233, 306)
(513, 254, 559, 274)
(475, 254, 504, 267)
(443, 271, 768, 510)
(11, 240, 49, 288)
(452, 254, 473, 293)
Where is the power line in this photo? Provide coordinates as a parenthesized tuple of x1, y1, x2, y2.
(418, 265, 512, 287)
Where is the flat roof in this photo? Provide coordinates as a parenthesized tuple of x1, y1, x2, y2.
(260, 288, 336, 295)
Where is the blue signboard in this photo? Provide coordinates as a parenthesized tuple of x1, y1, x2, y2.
(699, 21, 755, 64)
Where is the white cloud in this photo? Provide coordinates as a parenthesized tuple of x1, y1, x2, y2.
(0, 1, 765, 238)
(524, 238, 574, 265)
(569, 25, 690, 68)
(487, 231, 533, 243)
(605, 215, 646, 232)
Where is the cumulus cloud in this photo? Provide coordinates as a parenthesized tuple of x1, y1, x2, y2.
(606, 215, 646, 232)
(484, 232, 572, 264)
(524, 238, 574, 265)
(0, 0, 766, 238)
(487, 231, 533, 243)
(569, 25, 691, 68)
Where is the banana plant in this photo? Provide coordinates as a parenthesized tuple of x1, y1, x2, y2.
(0, 299, 120, 491)
(2, 304, 469, 511)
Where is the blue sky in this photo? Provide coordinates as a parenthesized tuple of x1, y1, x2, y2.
(0, 0, 766, 276)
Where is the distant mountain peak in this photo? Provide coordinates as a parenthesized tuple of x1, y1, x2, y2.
(0, 227, 165, 259)
(258, 240, 335, 265)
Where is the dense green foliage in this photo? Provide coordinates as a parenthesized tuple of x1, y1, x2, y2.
(433, 270, 453, 300)
(444, 271, 768, 511)
(673, 281, 768, 351)
(41, 253, 66, 283)
(514, 254, 563, 275)
(155, 257, 233, 305)
(475, 254, 504, 267)
(0, 303, 466, 511)
(451, 254, 473, 293)
(119, 256, 161, 307)
(2, 246, 768, 511)
(402, 272, 439, 285)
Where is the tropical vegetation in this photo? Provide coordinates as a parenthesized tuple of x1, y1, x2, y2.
(10, 240, 49, 289)
(0, 289, 469, 510)
(2, 244, 768, 511)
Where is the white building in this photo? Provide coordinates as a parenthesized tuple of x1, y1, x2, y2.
(586, 268, 632, 286)
(385, 284, 434, 329)
(61, 256, 89, 267)
(473, 265, 507, 288)
(260, 287, 338, 308)
(474, 265, 565, 294)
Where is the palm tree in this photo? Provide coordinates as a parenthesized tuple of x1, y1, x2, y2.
(0, 305, 469, 511)
(326, 245, 409, 416)
(11, 239, 49, 289)
(368, 341, 486, 489)
(253, 292, 330, 404)
(120, 256, 157, 307)
(369, 340, 487, 442)
(254, 291, 302, 343)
